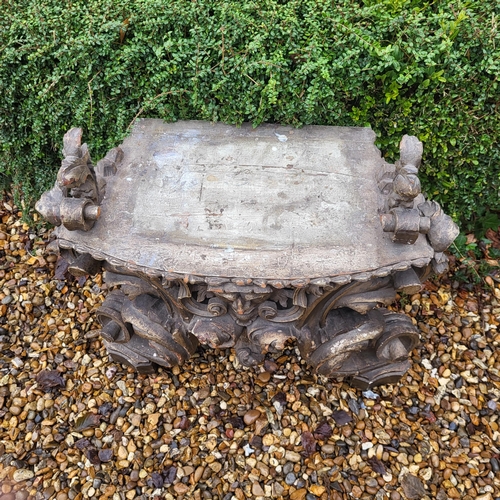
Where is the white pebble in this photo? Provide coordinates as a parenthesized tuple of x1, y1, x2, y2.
(243, 443, 255, 457)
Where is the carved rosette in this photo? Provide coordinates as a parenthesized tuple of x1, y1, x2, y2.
(36, 128, 459, 388)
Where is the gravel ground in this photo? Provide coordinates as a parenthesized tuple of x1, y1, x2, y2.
(0, 192, 499, 500)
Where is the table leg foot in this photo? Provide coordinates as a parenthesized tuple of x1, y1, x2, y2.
(302, 308, 419, 387)
(96, 290, 198, 371)
(234, 330, 265, 367)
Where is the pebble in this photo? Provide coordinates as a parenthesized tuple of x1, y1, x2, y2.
(243, 443, 255, 457)
(251, 482, 265, 496)
(0, 193, 499, 500)
(285, 451, 302, 463)
(130, 413, 142, 427)
(173, 483, 189, 495)
(243, 409, 261, 425)
(309, 485, 325, 496)
(351, 485, 363, 497)
(290, 489, 307, 500)
(321, 444, 335, 454)
(13, 470, 34, 482)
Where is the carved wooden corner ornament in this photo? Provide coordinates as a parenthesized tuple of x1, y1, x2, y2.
(36, 121, 459, 388)
(378, 135, 459, 274)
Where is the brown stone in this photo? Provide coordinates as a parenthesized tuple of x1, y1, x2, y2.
(173, 483, 190, 495)
(244, 409, 261, 426)
(309, 485, 325, 496)
(290, 489, 307, 500)
(251, 482, 265, 496)
(443, 468, 453, 480)
(257, 371, 271, 383)
(351, 485, 363, 498)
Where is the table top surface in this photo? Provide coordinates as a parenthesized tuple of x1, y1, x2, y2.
(58, 120, 434, 280)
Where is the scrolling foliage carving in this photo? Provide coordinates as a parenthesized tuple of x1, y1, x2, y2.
(54, 248, 432, 388)
(378, 135, 459, 273)
(35, 128, 122, 233)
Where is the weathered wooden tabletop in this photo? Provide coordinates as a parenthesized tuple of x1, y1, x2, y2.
(57, 120, 433, 280)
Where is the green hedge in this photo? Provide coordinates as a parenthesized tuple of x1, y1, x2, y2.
(1, 0, 499, 229)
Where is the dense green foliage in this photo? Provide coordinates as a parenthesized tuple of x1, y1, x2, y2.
(1, 0, 498, 228)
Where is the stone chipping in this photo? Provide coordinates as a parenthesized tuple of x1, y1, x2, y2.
(0, 193, 499, 500)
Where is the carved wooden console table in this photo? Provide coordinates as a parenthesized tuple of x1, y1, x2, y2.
(36, 120, 458, 388)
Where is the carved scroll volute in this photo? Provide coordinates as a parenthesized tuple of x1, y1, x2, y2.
(36, 128, 122, 232)
(207, 297, 228, 317)
(379, 135, 429, 244)
(379, 134, 459, 271)
(258, 301, 278, 320)
(392, 134, 423, 208)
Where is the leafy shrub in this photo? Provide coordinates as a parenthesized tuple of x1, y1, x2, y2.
(1, 0, 498, 228)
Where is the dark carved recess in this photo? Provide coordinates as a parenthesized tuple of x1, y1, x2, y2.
(36, 123, 459, 388)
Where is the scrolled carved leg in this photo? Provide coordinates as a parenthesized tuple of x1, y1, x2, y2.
(299, 306, 420, 388)
(349, 310, 420, 388)
(304, 308, 386, 377)
(187, 315, 243, 349)
(68, 252, 102, 277)
(247, 319, 296, 354)
(96, 290, 198, 373)
(233, 320, 297, 367)
(234, 330, 265, 367)
(375, 311, 420, 362)
(96, 290, 132, 343)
